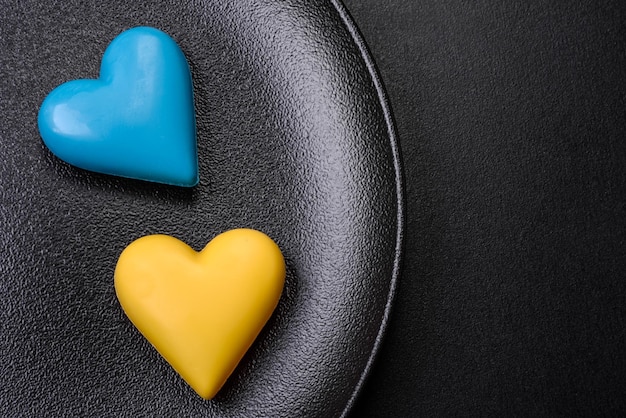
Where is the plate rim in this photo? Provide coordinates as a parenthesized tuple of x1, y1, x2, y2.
(329, 1, 405, 416)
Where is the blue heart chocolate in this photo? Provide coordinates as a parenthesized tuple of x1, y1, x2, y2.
(38, 27, 198, 187)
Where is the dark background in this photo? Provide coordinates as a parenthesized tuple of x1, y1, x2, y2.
(0, 0, 624, 416)
(345, 0, 626, 416)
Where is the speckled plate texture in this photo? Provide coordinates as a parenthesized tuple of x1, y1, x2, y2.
(0, 0, 403, 416)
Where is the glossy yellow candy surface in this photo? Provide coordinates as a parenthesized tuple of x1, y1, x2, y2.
(114, 228, 285, 399)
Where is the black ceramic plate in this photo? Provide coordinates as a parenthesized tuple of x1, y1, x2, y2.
(0, 0, 402, 416)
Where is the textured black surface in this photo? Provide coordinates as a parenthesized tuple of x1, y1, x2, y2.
(345, 0, 626, 416)
(0, 1, 402, 416)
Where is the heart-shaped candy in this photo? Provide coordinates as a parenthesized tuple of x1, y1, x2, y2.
(114, 229, 285, 399)
(38, 27, 198, 186)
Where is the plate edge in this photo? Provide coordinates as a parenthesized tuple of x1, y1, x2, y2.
(327, 1, 406, 417)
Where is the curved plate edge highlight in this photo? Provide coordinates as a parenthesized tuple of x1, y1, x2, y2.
(329, 1, 405, 416)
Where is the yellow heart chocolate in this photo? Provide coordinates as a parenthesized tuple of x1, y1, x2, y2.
(114, 228, 285, 399)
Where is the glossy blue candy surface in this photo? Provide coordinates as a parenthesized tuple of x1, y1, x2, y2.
(38, 26, 198, 187)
